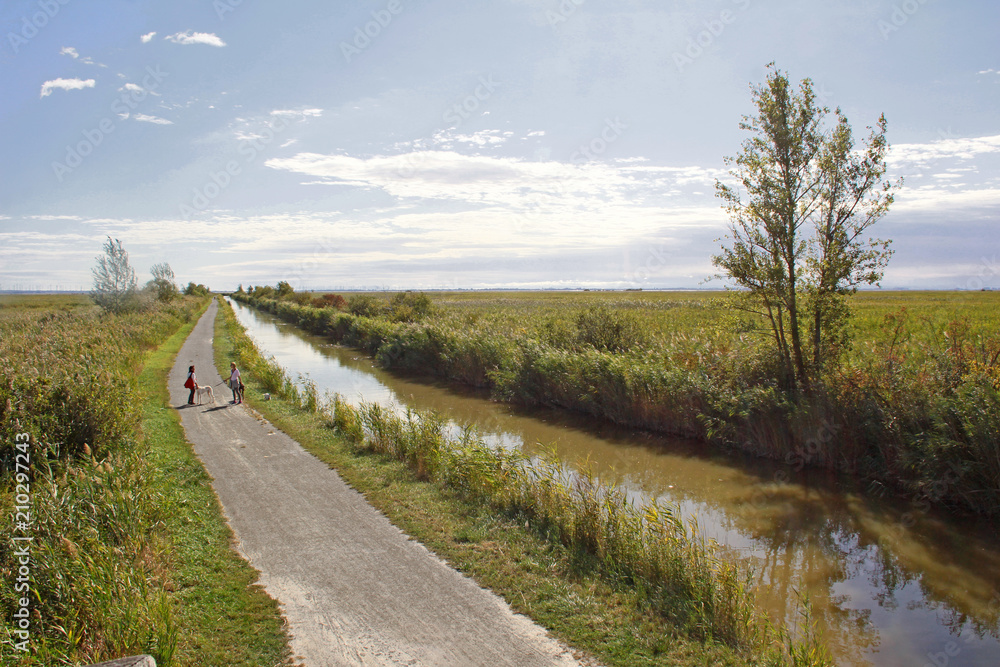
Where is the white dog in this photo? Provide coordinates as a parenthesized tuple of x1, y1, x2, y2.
(195, 385, 216, 405)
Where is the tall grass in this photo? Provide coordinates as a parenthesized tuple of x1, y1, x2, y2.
(0, 296, 203, 665)
(324, 396, 830, 665)
(232, 290, 1000, 520)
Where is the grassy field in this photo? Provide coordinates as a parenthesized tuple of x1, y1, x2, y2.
(233, 288, 1000, 520)
(215, 296, 832, 667)
(0, 294, 289, 666)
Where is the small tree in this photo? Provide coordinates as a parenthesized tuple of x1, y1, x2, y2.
(714, 64, 897, 389)
(149, 262, 178, 302)
(91, 237, 138, 313)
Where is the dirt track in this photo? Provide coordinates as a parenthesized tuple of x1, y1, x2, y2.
(169, 299, 585, 666)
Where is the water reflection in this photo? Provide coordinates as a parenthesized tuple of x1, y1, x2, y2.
(228, 299, 1000, 667)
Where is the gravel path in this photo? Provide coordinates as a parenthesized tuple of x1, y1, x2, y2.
(169, 299, 585, 666)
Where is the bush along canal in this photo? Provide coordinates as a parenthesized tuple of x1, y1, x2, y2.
(225, 297, 1000, 667)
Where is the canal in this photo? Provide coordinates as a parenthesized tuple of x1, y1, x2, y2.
(228, 298, 1000, 667)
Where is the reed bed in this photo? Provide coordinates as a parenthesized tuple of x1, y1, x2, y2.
(0, 296, 202, 665)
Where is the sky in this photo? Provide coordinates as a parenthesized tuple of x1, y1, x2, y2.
(1, 0, 998, 292)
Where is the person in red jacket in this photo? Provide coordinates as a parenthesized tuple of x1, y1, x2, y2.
(184, 365, 198, 405)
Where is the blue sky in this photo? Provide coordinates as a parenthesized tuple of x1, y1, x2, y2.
(1, 0, 998, 291)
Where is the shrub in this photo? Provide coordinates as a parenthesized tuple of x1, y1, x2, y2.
(312, 293, 347, 310)
(347, 293, 383, 317)
(575, 307, 647, 353)
(288, 291, 312, 306)
(388, 292, 433, 322)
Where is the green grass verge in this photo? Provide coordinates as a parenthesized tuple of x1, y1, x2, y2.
(139, 301, 290, 666)
(212, 304, 782, 666)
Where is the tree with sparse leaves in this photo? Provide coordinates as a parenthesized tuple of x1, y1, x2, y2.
(714, 64, 898, 390)
(91, 236, 138, 313)
(148, 262, 178, 302)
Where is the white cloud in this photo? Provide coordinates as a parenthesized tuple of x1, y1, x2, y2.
(892, 186, 1000, 214)
(134, 113, 173, 125)
(430, 128, 513, 149)
(141, 32, 157, 43)
(456, 130, 512, 146)
(889, 134, 1000, 166)
(40, 78, 96, 98)
(264, 148, 722, 223)
(121, 83, 144, 93)
(271, 108, 323, 118)
(60, 46, 97, 65)
(164, 30, 226, 47)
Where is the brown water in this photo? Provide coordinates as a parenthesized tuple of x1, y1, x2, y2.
(229, 299, 1000, 666)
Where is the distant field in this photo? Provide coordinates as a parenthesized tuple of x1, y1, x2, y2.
(0, 293, 92, 310)
(400, 289, 1000, 367)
